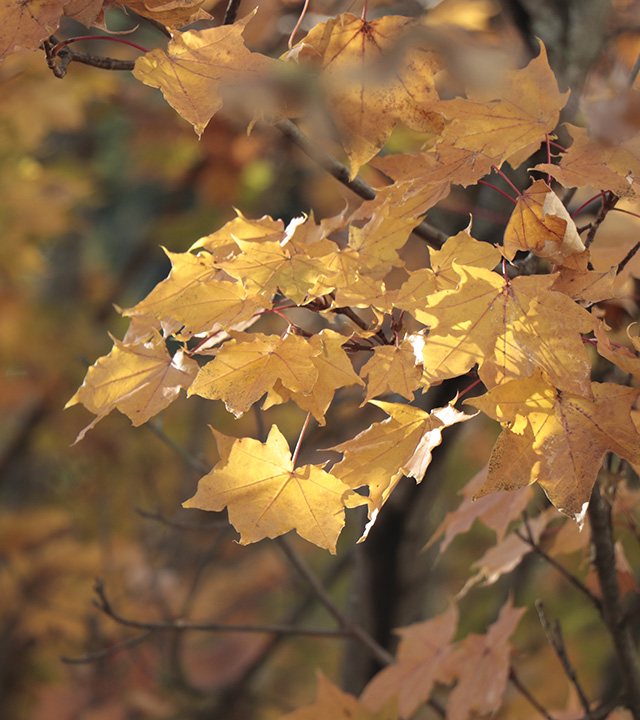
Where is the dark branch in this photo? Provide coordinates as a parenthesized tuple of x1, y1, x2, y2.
(61, 630, 155, 664)
(275, 119, 447, 249)
(517, 518, 602, 612)
(588, 482, 640, 718)
(585, 193, 619, 249)
(92, 578, 350, 638)
(223, 0, 243, 25)
(275, 537, 396, 667)
(509, 667, 555, 720)
(535, 601, 590, 713)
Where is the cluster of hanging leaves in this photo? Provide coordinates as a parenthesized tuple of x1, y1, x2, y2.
(7, 0, 640, 717)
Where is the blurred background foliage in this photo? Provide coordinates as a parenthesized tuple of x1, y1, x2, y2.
(3, 0, 640, 718)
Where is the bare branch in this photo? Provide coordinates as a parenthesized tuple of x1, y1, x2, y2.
(223, 0, 243, 25)
(92, 578, 350, 638)
(275, 537, 396, 667)
(617, 241, 640, 276)
(509, 667, 556, 720)
(585, 193, 619, 249)
(61, 630, 155, 664)
(535, 601, 590, 713)
(516, 517, 602, 611)
(275, 119, 447, 249)
(136, 506, 228, 531)
(588, 482, 640, 718)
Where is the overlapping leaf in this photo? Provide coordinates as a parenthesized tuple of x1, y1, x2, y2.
(468, 370, 640, 523)
(184, 426, 362, 551)
(503, 179, 589, 270)
(361, 606, 458, 718)
(435, 43, 568, 168)
(288, 13, 443, 177)
(1, 0, 70, 60)
(415, 264, 594, 395)
(262, 329, 364, 424)
(330, 401, 473, 525)
(66, 333, 198, 442)
(133, 13, 281, 137)
(123, 249, 265, 336)
(188, 332, 320, 417)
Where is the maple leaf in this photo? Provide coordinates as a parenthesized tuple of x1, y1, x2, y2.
(183, 425, 362, 552)
(359, 342, 423, 403)
(440, 598, 525, 720)
(280, 672, 397, 720)
(428, 465, 533, 554)
(503, 179, 589, 270)
(123, 249, 265, 337)
(288, 13, 443, 177)
(468, 370, 640, 523)
(551, 267, 617, 303)
(187, 332, 320, 417)
(435, 42, 569, 168)
(330, 401, 473, 529)
(66, 333, 198, 443)
(534, 124, 640, 198)
(595, 318, 640, 379)
(1, 0, 71, 61)
(218, 216, 339, 304)
(393, 228, 501, 314)
(188, 212, 287, 259)
(262, 329, 364, 424)
(458, 510, 553, 596)
(361, 606, 458, 719)
(117, 0, 211, 29)
(415, 264, 594, 395)
(133, 13, 280, 137)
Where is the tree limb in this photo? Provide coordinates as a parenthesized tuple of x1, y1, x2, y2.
(588, 482, 640, 719)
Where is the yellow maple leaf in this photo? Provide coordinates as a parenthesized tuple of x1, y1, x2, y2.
(183, 425, 361, 552)
(288, 13, 443, 178)
(219, 217, 338, 305)
(188, 332, 319, 417)
(133, 13, 280, 137)
(415, 265, 594, 395)
(117, 0, 211, 29)
(435, 42, 568, 169)
(262, 329, 364, 424)
(123, 249, 264, 337)
(359, 342, 423, 403)
(468, 370, 640, 523)
(66, 333, 198, 443)
(330, 401, 473, 531)
(503, 179, 589, 270)
(394, 228, 501, 313)
(188, 212, 286, 260)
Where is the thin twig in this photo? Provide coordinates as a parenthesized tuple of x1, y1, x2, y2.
(145, 421, 209, 475)
(92, 579, 350, 638)
(275, 537, 396, 667)
(136, 506, 228, 531)
(509, 667, 555, 720)
(61, 630, 155, 664)
(535, 601, 590, 713)
(585, 193, 619, 249)
(516, 518, 601, 612)
(53, 47, 135, 75)
(588, 482, 640, 719)
(629, 49, 640, 87)
(275, 119, 447, 249)
(617, 241, 640, 276)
